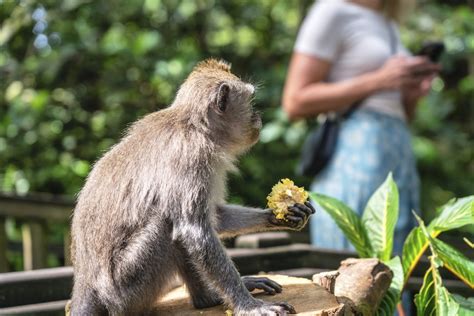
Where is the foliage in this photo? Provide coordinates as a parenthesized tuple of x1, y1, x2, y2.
(402, 196, 474, 284)
(309, 192, 372, 258)
(1, 0, 312, 269)
(361, 174, 399, 262)
(415, 265, 460, 316)
(402, 3, 474, 220)
(0, 0, 472, 269)
(0, 0, 312, 198)
(1, 0, 473, 212)
(413, 213, 473, 315)
(310, 174, 474, 315)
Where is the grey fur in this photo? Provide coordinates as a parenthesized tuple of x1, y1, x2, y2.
(70, 59, 313, 316)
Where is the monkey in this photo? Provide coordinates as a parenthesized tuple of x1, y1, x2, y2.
(70, 58, 315, 316)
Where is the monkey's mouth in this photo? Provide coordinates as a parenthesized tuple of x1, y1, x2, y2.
(248, 111, 261, 144)
(251, 111, 262, 130)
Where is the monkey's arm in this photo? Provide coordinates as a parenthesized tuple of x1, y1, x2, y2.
(215, 202, 314, 239)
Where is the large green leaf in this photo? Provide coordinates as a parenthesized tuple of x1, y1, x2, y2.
(376, 256, 404, 316)
(402, 196, 474, 284)
(415, 265, 460, 316)
(402, 227, 428, 284)
(362, 173, 399, 262)
(430, 237, 474, 288)
(309, 192, 372, 257)
(428, 196, 474, 232)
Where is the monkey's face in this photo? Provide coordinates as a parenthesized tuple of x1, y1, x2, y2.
(209, 78, 261, 154)
(175, 59, 262, 155)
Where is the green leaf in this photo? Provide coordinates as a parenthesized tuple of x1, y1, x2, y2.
(309, 192, 372, 257)
(415, 265, 459, 316)
(376, 256, 404, 316)
(376, 288, 399, 316)
(402, 196, 474, 284)
(430, 237, 474, 288)
(452, 294, 474, 316)
(412, 215, 472, 314)
(362, 173, 399, 261)
(428, 196, 474, 232)
(402, 227, 428, 284)
(387, 256, 404, 292)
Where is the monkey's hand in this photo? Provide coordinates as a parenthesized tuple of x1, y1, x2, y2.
(242, 276, 282, 295)
(268, 202, 315, 231)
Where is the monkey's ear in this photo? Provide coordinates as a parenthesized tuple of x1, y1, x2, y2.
(215, 83, 230, 113)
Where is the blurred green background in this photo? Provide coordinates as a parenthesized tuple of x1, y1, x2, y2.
(1, 0, 473, 269)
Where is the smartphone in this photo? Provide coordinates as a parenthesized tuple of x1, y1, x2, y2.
(417, 41, 445, 62)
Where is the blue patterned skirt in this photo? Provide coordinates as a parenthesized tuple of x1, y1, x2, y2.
(310, 109, 419, 254)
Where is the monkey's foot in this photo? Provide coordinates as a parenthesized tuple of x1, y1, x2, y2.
(242, 276, 282, 295)
(235, 299, 296, 316)
(191, 294, 223, 309)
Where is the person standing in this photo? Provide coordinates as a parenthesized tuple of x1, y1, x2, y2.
(282, 0, 439, 253)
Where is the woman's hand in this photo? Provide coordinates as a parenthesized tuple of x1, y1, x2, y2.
(374, 56, 439, 91)
(400, 57, 440, 120)
(402, 67, 439, 100)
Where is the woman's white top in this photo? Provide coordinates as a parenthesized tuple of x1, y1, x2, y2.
(294, 0, 409, 120)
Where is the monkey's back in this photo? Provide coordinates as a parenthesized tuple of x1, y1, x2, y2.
(71, 108, 216, 282)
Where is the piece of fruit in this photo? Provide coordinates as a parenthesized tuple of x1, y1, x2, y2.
(267, 178, 309, 220)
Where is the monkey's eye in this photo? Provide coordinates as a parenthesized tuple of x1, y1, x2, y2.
(216, 83, 230, 113)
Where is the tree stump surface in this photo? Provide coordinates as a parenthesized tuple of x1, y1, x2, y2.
(65, 258, 391, 315)
(154, 275, 347, 315)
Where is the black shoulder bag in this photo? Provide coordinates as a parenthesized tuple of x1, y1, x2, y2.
(296, 21, 397, 177)
(296, 104, 360, 177)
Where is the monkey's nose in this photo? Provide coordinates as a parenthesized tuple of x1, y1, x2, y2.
(246, 83, 255, 95)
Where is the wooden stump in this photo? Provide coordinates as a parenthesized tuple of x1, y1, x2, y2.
(65, 259, 392, 315)
(154, 275, 349, 315)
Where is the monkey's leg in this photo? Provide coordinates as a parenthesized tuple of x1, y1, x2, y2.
(99, 223, 175, 315)
(215, 203, 315, 239)
(175, 254, 224, 309)
(175, 218, 296, 315)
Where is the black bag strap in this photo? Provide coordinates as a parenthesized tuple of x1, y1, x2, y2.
(341, 20, 398, 120)
(341, 100, 362, 119)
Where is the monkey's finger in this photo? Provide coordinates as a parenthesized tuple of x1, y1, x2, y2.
(294, 203, 314, 216)
(254, 283, 278, 295)
(243, 277, 282, 294)
(254, 277, 282, 292)
(286, 215, 303, 227)
(266, 209, 285, 226)
(304, 201, 316, 214)
(288, 206, 306, 219)
(276, 302, 296, 314)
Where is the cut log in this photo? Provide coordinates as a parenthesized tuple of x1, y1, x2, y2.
(313, 258, 393, 316)
(64, 259, 392, 315)
(312, 271, 340, 294)
(154, 275, 350, 315)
